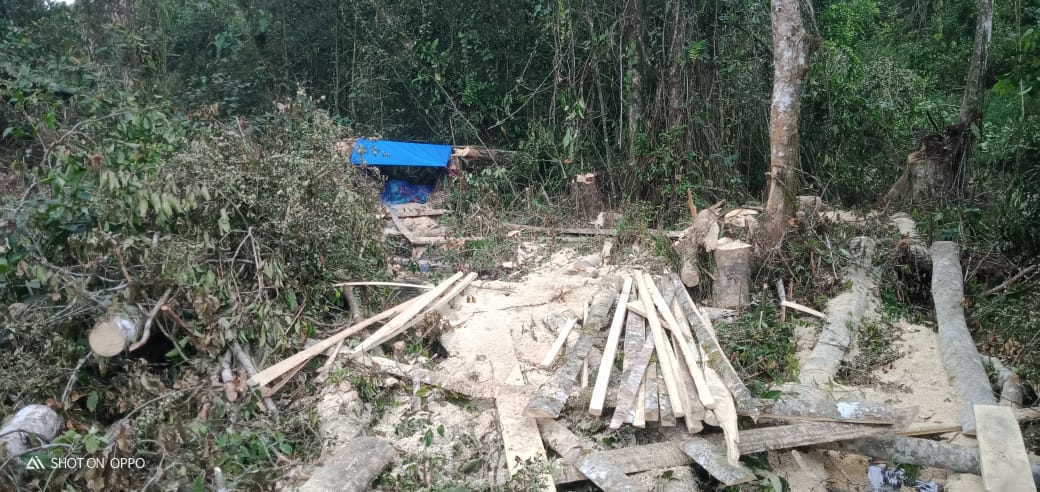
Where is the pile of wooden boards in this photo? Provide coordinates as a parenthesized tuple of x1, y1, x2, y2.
(246, 272, 477, 391)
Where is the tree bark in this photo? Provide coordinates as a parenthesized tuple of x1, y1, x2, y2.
(960, 0, 995, 128)
(763, 0, 808, 246)
(625, 0, 646, 165)
(1, 404, 62, 456)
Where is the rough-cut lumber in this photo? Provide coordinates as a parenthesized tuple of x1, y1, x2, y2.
(680, 437, 755, 486)
(634, 273, 684, 418)
(932, 241, 997, 435)
(672, 337, 705, 432)
(628, 300, 735, 323)
(552, 441, 693, 485)
(504, 223, 683, 239)
(620, 301, 645, 424)
(88, 305, 143, 357)
(576, 454, 649, 492)
(754, 398, 903, 424)
(975, 404, 1036, 492)
(705, 368, 740, 466)
(798, 237, 875, 391)
(610, 318, 655, 429)
(818, 435, 1040, 485)
(781, 300, 826, 319)
(296, 436, 396, 492)
(658, 365, 676, 427)
(526, 277, 623, 419)
(246, 277, 438, 387)
(633, 377, 647, 428)
(668, 274, 754, 413)
(542, 318, 578, 367)
(356, 272, 475, 352)
(713, 238, 751, 308)
(643, 363, 659, 422)
(0, 404, 62, 456)
(720, 420, 906, 455)
(497, 384, 556, 490)
(331, 281, 435, 289)
(645, 272, 714, 409)
(590, 277, 633, 415)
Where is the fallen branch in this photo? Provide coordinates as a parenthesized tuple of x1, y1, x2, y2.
(331, 281, 434, 290)
(982, 263, 1038, 297)
(781, 300, 826, 319)
(129, 288, 173, 352)
(231, 342, 279, 419)
(0, 404, 63, 456)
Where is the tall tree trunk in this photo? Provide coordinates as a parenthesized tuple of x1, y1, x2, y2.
(763, 0, 808, 246)
(885, 0, 993, 206)
(626, 0, 646, 166)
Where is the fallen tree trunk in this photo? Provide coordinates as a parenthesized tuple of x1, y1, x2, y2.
(931, 241, 995, 434)
(0, 404, 63, 456)
(296, 436, 396, 492)
(88, 305, 143, 357)
(818, 435, 1040, 485)
(796, 237, 875, 393)
(526, 277, 623, 419)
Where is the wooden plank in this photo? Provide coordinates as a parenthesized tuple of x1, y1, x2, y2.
(331, 281, 434, 289)
(648, 275, 715, 410)
(633, 375, 647, 428)
(633, 272, 685, 418)
(552, 441, 692, 485)
(526, 277, 624, 418)
(576, 453, 649, 492)
(644, 363, 660, 422)
(668, 273, 755, 412)
(672, 333, 706, 432)
(496, 384, 556, 490)
(754, 397, 903, 424)
(680, 437, 755, 486)
(609, 319, 655, 429)
(542, 318, 578, 366)
(705, 367, 740, 466)
(657, 362, 676, 427)
(590, 277, 633, 416)
(782, 300, 826, 319)
(248, 272, 464, 387)
(355, 272, 475, 352)
(619, 302, 645, 424)
(974, 404, 1036, 492)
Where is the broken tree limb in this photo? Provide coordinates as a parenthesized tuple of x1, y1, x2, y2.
(590, 277, 633, 416)
(296, 436, 397, 492)
(713, 238, 751, 308)
(129, 288, 173, 352)
(974, 404, 1035, 492)
(526, 277, 623, 419)
(931, 241, 996, 434)
(668, 274, 755, 413)
(817, 435, 1040, 485)
(797, 236, 875, 392)
(983, 263, 1039, 297)
(231, 342, 278, 419)
(88, 304, 144, 357)
(0, 404, 62, 456)
(340, 352, 496, 399)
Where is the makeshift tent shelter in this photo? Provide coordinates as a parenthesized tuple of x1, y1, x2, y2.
(349, 138, 454, 205)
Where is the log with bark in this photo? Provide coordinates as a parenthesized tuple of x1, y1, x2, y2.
(296, 436, 396, 492)
(672, 202, 723, 287)
(88, 304, 144, 357)
(0, 404, 62, 456)
(931, 241, 995, 434)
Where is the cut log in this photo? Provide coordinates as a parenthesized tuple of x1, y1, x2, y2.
(296, 436, 396, 492)
(931, 241, 996, 434)
(589, 277, 633, 416)
(542, 318, 578, 367)
(680, 437, 755, 486)
(496, 384, 556, 489)
(797, 237, 875, 392)
(974, 404, 1036, 492)
(0, 404, 62, 456)
(526, 277, 623, 419)
(754, 398, 903, 424)
(668, 274, 755, 413)
(818, 435, 1040, 485)
(713, 239, 751, 308)
(88, 305, 143, 357)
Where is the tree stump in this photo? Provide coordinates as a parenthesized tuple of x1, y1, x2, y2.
(713, 239, 751, 309)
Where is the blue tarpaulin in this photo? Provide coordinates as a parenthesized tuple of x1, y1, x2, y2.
(351, 138, 452, 168)
(381, 179, 434, 205)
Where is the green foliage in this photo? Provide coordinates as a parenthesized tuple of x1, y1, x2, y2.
(717, 302, 798, 393)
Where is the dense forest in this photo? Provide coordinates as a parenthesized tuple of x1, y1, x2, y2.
(1, 0, 1039, 490)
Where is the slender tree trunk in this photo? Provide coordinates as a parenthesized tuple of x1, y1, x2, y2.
(763, 0, 808, 246)
(960, 0, 994, 128)
(626, 0, 646, 166)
